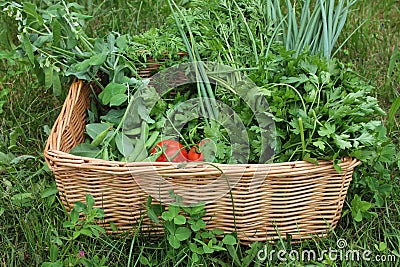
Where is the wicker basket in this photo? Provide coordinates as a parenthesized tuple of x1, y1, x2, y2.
(44, 80, 360, 243)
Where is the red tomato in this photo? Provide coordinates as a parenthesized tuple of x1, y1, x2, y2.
(150, 140, 188, 162)
(187, 146, 204, 161)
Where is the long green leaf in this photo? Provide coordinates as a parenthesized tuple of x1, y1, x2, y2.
(332, 0, 345, 41)
(286, 0, 295, 51)
(328, 0, 334, 49)
(332, 8, 349, 48)
(297, 0, 311, 43)
(318, 0, 330, 59)
(22, 34, 35, 65)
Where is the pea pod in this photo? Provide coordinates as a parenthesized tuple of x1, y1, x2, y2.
(127, 122, 148, 162)
(91, 126, 112, 146)
(145, 131, 160, 150)
(124, 127, 141, 136)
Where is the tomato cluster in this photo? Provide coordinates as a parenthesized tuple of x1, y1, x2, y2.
(150, 139, 210, 162)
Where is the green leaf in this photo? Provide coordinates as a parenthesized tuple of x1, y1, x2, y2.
(86, 194, 95, 209)
(115, 132, 134, 158)
(148, 209, 159, 224)
(162, 211, 174, 221)
(10, 155, 36, 164)
(192, 253, 199, 263)
(388, 96, 400, 129)
(49, 244, 58, 262)
(378, 184, 393, 196)
(73, 59, 91, 72)
(168, 235, 181, 249)
(69, 143, 100, 158)
(312, 140, 325, 150)
(375, 242, 387, 252)
(109, 93, 128, 107)
(168, 205, 180, 217)
(335, 135, 352, 149)
(175, 227, 191, 241)
(79, 228, 93, 237)
(202, 244, 214, 254)
(23, 2, 44, 25)
(222, 234, 237, 245)
(98, 82, 127, 105)
(318, 122, 335, 137)
(357, 132, 374, 146)
(0, 208, 4, 217)
(100, 109, 125, 126)
(70, 209, 80, 223)
(72, 231, 81, 240)
(11, 193, 33, 207)
(73, 201, 86, 213)
(190, 220, 206, 232)
(303, 154, 319, 165)
(62, 221, 74, 228)
(86, 123, 110, 140)
(116, 35, 128, 49)
(378, 144, 395, 163)
(212, 229, 224, 235)
(89, 224, 106, 234)
(0, 151, 14, 165)
(88, 53, 108, 66)
(139, 255, 150, 266)
(174, 215, 186, 225)
(22, 34, 34, 65)
(350, 194, 377, 222)
(41, 187, 58, 198)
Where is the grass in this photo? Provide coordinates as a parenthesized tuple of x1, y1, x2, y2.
(0, 0, 399, 266)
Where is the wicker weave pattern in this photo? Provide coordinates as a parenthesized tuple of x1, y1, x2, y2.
(44, 80, 360, 242)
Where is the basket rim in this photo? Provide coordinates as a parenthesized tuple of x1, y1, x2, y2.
(44, 148, 361, 169)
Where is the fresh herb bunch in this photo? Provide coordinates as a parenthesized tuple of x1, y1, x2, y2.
(257, 48, 388, 162)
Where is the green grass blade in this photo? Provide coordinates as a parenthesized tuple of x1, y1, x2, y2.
(331, 20, 365, 58)
(388, 96, 400, 130)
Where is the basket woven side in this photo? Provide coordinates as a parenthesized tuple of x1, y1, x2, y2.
(44, 80, 91, 206)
